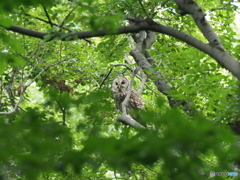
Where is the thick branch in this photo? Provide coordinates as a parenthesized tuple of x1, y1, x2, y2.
(147, 23, 240, 81)
(4, 21, 151, 40)
(130, 30, 195, 115)
(3, 18, 240, 80)
(144, 31, 156, 49)
(143, 31, 156, 65)
(174, 0, 224, 50)
(116, 114, 146, 129)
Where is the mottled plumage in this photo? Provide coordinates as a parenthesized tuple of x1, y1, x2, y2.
(112, 77, 144, 113)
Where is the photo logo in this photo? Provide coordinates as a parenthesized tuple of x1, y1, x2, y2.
(210, 172, 215, 176)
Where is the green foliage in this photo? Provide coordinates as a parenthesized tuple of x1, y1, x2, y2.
(0, 0, 239, 179)
(0, 108, 72, 179)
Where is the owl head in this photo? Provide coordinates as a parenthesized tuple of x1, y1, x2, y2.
(112, 77, 129, 93)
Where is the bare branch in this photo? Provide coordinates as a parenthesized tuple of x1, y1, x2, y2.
(116, 114, 146, 129)
(142, 165, 161, 175)
(42, 5, 53, 28)
(0, 92, 24, 115)
(24, 13, 60, 29)
(55, 99, 67, 126)
(0, 60, 67, 115)
(138, 0, 150, 18)
(21, 12, 92, 44)
(130, 41, 171, 93)
(59, 5, 78, 32)
(23, 59, 45, 83)
(174, 0, 224, 50)
(209, 8, 234, 12)
(0, 81, 16, 108)
(138, 73, 147, 94)
(161, 0, 170, 7)
(124, 56, 134, 65)
(111, 63, 133, 71)
(144, 31, 156, 49)
(25, 59, 67, 87)
(130, 30, 197, 116)
(99, 68, 113, 89)
(2, 18, 240, 80)
(121, 69, 136, 115)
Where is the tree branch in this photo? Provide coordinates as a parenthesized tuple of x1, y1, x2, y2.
(59, 5, 78, 32)
(55, 99, 67, 126)
(25, 59, 67, 87)
(0, 81, 16, 108)
(116, 114, 146, 129)
(2, 18, 240, 80)
(23, 13, 57, 28)
(111, 63, 132, 71)
(138, 73, 147, 95)
(138, 0, 150, 18)
(0, 92, 24, 115)
(21, 12, 92, 44)
(174, 0, 224, 50)
(121, 68, 137, 115)
(42, 5, 53, 28)
(112, 67, 146, 128)
(99, 68, 113, 89)
(0, 59, 67, 115)
(130, 30, 195, 115)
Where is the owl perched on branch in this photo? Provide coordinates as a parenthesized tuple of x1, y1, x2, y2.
(112, 77, 144, 113)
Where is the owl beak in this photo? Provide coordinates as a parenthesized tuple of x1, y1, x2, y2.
(117, 85, 122, 90)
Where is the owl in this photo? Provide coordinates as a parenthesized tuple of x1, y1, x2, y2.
(112, 77, 144, 113)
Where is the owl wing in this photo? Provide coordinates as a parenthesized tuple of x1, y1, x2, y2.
(129, 90, 144, 110)
(113, 90, 144, 112)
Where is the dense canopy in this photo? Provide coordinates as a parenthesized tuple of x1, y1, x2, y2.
(0, 0, 240, 179)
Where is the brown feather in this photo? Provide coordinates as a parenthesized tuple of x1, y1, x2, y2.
(112, 77, 144, 113)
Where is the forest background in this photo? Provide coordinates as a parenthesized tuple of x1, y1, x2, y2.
(0, 0, 240, 179)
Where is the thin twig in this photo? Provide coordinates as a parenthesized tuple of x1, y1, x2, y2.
(161, 0, 170, 7)
(23, 12, 72, 31)
(23, 60, 44, 83)
(138, 0, 150, 18)
(142, 165, 161, 175)
(209, 8, 234, 12)
(99, 68, 113, 89)
(55, 99, 67, 126)
(0, 81, 16, 108)
(59, 5, 78, 32)
(0, 92, 24, 115)
(0, 60, 67, 115)
(91, 76, 100, 87)
(42, 5, 53, 28)
(111, 63, 133, 71)
(22, 10, 92, 44)
(25, 59, 67, 87)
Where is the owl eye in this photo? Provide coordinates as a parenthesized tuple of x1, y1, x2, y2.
(115, 82, 118, 85)
(121, 81, 125, 84)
